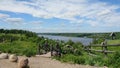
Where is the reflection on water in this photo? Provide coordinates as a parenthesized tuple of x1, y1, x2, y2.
(38, 35, 93, 46)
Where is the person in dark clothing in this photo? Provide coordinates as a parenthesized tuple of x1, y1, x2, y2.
(38, 43, 41, 55)
(50, 44, 54, 56)
(55, 42, 61, 57)
(44, 41, 49, 54)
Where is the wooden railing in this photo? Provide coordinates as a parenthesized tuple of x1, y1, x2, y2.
(84, 42, 120, 56)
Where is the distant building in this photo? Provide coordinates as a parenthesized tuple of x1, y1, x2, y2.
(110, 32, 116, 40)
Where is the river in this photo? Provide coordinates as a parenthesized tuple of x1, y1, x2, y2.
(38, 35, 93, 46)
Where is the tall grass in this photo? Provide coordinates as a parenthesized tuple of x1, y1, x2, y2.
(0, 41, 37, 57)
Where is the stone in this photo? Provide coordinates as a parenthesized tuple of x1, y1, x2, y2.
(52, 51, 58, 56)
(18, 58, 29, 68)
(0, 53, 8, 59)
(9, 54, 18, 62)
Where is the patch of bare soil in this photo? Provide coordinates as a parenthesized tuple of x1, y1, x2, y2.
(0, 53, 106, 68)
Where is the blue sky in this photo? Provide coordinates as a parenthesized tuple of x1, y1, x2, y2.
(0, 0, 120, 33)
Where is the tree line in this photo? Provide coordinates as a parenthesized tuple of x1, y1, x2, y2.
(0, 29, 37, 37)
(38, 32, 120, 39)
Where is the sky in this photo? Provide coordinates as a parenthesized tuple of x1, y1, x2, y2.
(0, 0, 120, 33)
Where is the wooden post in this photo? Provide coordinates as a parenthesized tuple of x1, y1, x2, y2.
(86, 46, 89, 53)
(86, 45, 91, 53)
(101, 42, 104, 50)
(102, 40, 107, 56)
(50, 44, 53, 56)
(88, 45, 91, 53)
(104, 40, 107, 56)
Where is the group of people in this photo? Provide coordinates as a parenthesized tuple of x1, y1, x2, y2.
(50, 42, 61, 57)
(38, 41, 61, 57)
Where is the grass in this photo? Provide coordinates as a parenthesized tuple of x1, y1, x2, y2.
(0, 41, 37, 57)
(91, 39, 120, 53)
(107, 39, 120, 45)
(55, 51, 120, 68)
(55, 54, 85, 64)
(55, 39, 120, 68)
(55, 53, 106, 66)
(0, 33, 38, 57)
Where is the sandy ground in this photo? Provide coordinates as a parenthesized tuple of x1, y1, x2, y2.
(0, 53, 106, 68)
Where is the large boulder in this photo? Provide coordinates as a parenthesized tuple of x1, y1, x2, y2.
(18, 58, 29, 68)
(52, 51, 58, 56)
(0, 53, 8, 59)
(9, 54, 18, 62)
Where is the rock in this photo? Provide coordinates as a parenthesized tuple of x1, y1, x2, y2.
(9, 54, 18, 62)
(18, 58, 29, 68)
(103, 66, 108, 68)
(41, 50, 46, 54)
(0, 53, 8, 59)
(52, 51, 58, 56)
(66, 45, 71, 48)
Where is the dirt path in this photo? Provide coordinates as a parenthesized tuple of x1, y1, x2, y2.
(0, 53, 106, 68)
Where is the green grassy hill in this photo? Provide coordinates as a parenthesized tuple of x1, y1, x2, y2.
(0, 29, 40, 57)
(0, 29, 120, 67)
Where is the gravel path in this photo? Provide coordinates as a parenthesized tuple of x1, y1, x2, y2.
(0, 53, 106, 68)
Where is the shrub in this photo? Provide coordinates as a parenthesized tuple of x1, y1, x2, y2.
(55, 54, 85, 64)
(60, 54, 75, 63)
(23, 49, 36, 57)
(0, 41, 37, 57)
(74, 56, 85, 64)
(108, 51, 120, 68)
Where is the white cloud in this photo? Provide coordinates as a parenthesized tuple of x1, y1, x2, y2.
(30, 21, 43, 25)
(4, 17, 24, 25)
(97, 9, 111, 16)
(0, 13, 24, 25)
(0, 13, 10, 18)
(86, 20, 98, 27)
(5, 18, 23, 23)
(0, 0, 120, 27)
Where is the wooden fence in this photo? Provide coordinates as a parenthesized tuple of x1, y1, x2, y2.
(84, 41, 120, 56)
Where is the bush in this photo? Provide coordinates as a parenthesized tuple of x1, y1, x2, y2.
(74, 56, 85, 64)
(0, 29, 39, 57)
(23, 49, 36, 57)
(60, 54, 76, 63)
(55, 53, 107, 67)
(92, 37, 106, 44)
(108, 51, 120, 68)
(0, 41, 37, 57)
(56, 54, 85, 64)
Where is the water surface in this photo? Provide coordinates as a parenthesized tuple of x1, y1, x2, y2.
(38, 35, 93, 46)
